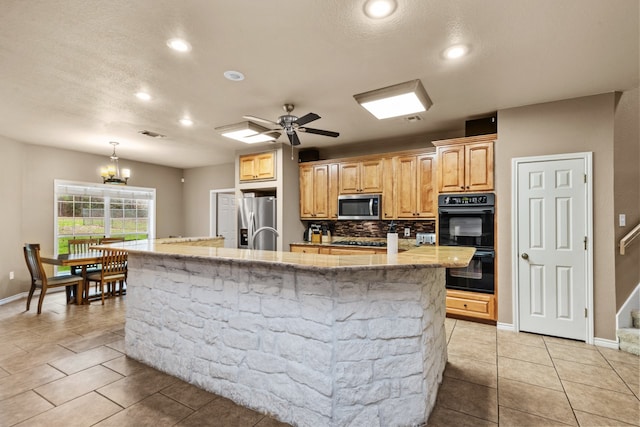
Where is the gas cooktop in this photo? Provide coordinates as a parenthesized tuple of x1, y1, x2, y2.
(332, 240, 387, 247)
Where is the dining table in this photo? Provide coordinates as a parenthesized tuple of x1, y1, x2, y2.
(40, 250, 103, 304)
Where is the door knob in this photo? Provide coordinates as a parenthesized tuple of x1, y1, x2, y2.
(521, 253, 529, 260)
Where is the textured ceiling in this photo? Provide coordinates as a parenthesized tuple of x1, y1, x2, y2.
(0, 0, 637, 168)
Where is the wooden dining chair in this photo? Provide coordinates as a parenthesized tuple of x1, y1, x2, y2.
(86, 249, 128, 304)
(68, 238, 101, 274)
(23, 243, 83, 314)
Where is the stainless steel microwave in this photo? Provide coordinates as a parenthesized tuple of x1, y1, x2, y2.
(337, 194, 381, 220)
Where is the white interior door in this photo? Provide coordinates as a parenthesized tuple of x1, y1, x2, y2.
(217, 192, 236, 248)
(515, 155, 591, 341)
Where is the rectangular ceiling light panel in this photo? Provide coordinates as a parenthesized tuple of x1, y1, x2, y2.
(215, 122, 277, 144)
(354, 79, 433, 120)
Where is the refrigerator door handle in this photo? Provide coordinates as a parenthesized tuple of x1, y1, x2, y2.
(248, 211, 255, 248)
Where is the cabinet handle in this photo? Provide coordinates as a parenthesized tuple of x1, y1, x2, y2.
(464, 303, 468, 309)
(460, 186, 465, 189)
(466, 186, 470, 189)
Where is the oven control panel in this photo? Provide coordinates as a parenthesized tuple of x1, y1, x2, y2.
(439, 193, 495, 207)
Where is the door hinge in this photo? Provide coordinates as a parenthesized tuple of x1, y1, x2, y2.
(584, 174, 587, 183)
(584, 236, 587, 250)
(584, 308, 588, 318)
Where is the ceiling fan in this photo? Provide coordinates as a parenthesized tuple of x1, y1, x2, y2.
(243, 104, 340, 146)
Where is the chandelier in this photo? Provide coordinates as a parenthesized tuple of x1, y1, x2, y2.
(100, 142, 130, 185)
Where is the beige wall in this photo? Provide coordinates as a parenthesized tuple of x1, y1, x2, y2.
(0, 137, 184, 301)
(318, 130, 461, 159)
(182, 163, 235, 237)
(613, 87, 640, 308)
(496, 93, 618, 340)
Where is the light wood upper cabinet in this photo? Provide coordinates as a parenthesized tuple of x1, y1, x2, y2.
(465, 142, 493, 191)
(396, 154, 436, 218)
(239, 151, 276, 181)
(338, 159, 383, 194)
(299, 163, 330, 219)
(382, 158, 396, 219)
(328, 163, 339, 219)
(434, 135, 495, 193)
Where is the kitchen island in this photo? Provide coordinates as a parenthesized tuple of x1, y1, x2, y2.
(112, 239, 474, 427)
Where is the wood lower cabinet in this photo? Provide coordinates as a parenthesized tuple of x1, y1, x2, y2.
(446, 289, 496, 321)
(290, 244, 386, 255)
(239, 151, 276, 181)
(434, 134, 495, 193)
(338, 159, 383, 194)
(290, 246, 320, 254)
(396, 154, 436, 218)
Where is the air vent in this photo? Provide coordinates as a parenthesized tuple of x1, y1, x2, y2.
(138, 130, 167, 138)
(404, 115, 422, 123)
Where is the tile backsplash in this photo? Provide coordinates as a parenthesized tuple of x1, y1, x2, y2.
(304, 220, 435, 238)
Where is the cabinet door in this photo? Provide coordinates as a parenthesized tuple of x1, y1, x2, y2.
(338, 162, 360, 193)
(299, 165, 315, 218)
(290, 245, 320, 254)
(255, 152, 275, 180)
(328, 163, 339, 219)
(465, 142, 494, 191)
(329, 247, 377, 255)
(299, 164, 330, 219)
(416, 154, 436, 217)
(382, 158, 396, 219)
(239, 155, 257, 181)
(312, 164, 329, 218)
(360, 159, 383, 193)
(437, 145, 465, 192)
(396, 156, 417, 218)
(239, 152, 275, 181)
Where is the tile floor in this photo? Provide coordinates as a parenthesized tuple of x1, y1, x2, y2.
(0, 292, 638, 426)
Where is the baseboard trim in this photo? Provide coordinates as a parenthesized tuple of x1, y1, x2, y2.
(594, 337, 619, 350)
(0, 292, 27, 306)
(497, 322, 514, 331)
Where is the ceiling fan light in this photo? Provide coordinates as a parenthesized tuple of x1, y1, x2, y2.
(354, 79, 432, 119)
(215, 121, 277, 144)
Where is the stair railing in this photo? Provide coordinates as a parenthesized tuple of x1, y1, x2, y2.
(620, 223, 640, 255)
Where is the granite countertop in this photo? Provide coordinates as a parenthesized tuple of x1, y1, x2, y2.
(111, 238, 475, 270)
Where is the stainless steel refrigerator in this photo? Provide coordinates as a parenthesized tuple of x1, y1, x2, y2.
(238, 196, 278, 250)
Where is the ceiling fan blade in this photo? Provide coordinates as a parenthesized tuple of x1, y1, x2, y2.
(287, 131, 301, 146)
(294, 112, 320, 127)
(243, 115, 279, 127)
(299, 127, 340, 138)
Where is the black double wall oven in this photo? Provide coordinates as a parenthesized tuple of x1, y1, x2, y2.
(438, 193, 495, 294)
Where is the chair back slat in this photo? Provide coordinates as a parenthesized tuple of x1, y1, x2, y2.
(23, 243, 46, 283)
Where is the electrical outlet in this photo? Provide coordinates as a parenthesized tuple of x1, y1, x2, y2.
(404, 227, 411, 237)
(619, 214, 626, 227)
(9, 271, 14, 280)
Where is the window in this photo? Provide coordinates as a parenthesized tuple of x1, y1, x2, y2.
(54, 180, 156, 259)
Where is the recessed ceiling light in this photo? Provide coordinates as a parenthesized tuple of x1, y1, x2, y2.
(135, 92, 151, 101)
(443, 44, 469, 59)
(167, 38, 192, 52)
(179, 118, 193, 127)
(223, 70, 245, 81)
(363, 0, 397, 19)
